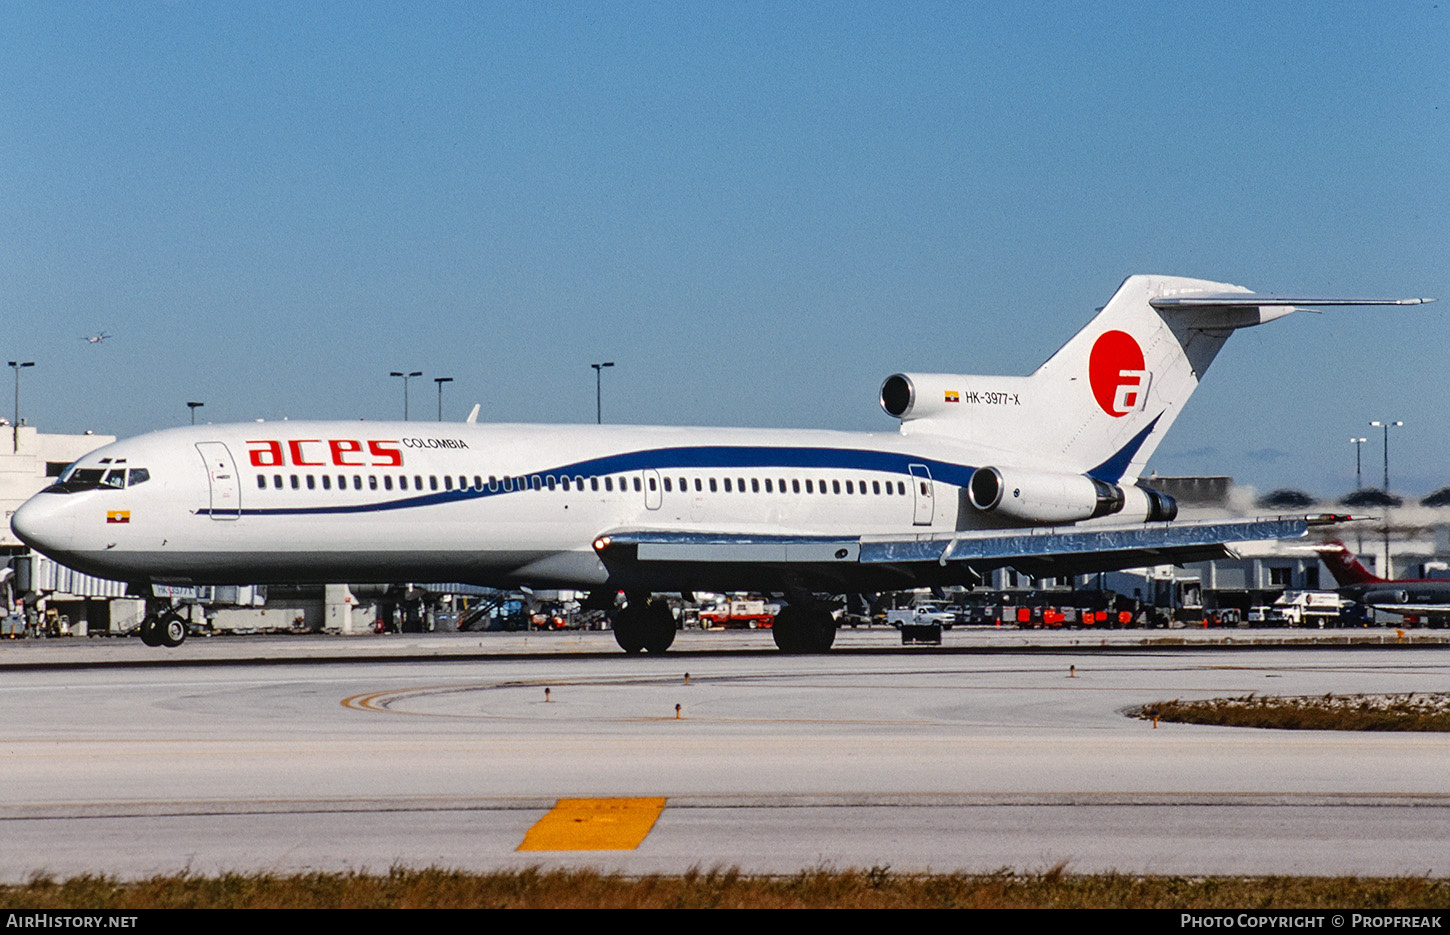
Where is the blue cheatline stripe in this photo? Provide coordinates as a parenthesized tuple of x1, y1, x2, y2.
(1086, 414, 1161, 484)
(209, 444, 980, 517)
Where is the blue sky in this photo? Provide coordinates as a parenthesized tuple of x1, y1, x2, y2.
(2, 2, 1445, 495)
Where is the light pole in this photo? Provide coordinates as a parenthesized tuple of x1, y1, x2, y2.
(1369, 420, 1404, 490)
(188, 401, 205, 425)
(1349, 437, 1367, 490)
(434, 377, 453, 422)
(8, 361, 33, 452)
(590, 362, 614, 425)
(390, 371, 422, 420)
(1349, 436, 1369, 556)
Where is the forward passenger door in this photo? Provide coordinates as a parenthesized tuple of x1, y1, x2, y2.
(196, 442, 241, 520)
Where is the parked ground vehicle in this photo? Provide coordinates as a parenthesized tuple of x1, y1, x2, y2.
(1271, 590, 1347, 627)
(698, 598, 776, 629)
(885, 603, 956, 629)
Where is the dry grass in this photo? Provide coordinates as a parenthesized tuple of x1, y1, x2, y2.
(4, 867, 1450, 909)
(1137, 693, 1450, 731)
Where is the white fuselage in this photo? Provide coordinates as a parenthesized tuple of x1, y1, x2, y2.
(11, 420, 981, 588)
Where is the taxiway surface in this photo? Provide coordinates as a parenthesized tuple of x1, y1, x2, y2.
(2, 629, 1448, 879)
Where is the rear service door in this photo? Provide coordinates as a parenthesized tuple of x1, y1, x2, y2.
(196, 442, 241, 520)
(909, 463, 934, 526)
(644, 469, 663, 510)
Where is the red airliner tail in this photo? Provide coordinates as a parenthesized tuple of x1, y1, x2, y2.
(1315, 540, 1384, 586)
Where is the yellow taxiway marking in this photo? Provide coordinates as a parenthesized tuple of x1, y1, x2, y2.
(517, 797, 667, 851)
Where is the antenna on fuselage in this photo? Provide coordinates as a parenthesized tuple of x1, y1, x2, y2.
(466, 404, 480, 424)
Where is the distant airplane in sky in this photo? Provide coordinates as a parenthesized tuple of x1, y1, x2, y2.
(83, 332, 113, 344)
(1316, 540, 1450, 623)
(14, 275, 1432, 652)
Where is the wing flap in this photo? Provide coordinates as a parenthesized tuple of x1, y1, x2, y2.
(604, 516, 1307, 574)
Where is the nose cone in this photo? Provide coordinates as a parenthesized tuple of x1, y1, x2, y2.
(11, 493, 75, 558)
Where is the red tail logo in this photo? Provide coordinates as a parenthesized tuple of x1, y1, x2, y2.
(1089, 330, 1150, 417)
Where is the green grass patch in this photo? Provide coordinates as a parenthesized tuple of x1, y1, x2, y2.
(4, 867, 1450, 909)
(1137, 693, 1450, 731)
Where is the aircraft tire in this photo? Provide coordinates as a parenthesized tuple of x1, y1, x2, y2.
(160, 613, 188, 648)
(642, 600, 676, 654)
(612, 604, 648, 654)
(772, 605, 835, 654)
(800, 606, 837, 653)
(771, 606, 802, 652)
(138, 617, 162, 647)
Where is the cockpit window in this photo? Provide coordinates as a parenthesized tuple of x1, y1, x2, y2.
(46, 464, 150, 493)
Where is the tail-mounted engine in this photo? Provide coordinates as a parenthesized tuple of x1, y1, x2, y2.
(880, 373, 971, 422)
(968, 466, 1123, 524)
(1122, 484, 1178, 523)
(967, 466, 1177, 525)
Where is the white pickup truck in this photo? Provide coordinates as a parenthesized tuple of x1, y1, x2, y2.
(885, 603, 956, 629)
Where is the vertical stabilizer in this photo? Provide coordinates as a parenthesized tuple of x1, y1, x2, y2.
(1027, 274, 1253, 483)
(884, 275, 1428, 486)
(1316, 540, 1385, 586)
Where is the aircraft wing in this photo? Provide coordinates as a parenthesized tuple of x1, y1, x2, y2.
(1356, 603, 1450, 619)
(594, 516, 1312, 591)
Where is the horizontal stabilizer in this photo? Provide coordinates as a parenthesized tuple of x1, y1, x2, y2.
(1144, 287, 1433, 337)
(1150, 295, 1433, 309)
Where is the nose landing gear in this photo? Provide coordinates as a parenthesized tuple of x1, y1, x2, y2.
(137, 605, 189, 648)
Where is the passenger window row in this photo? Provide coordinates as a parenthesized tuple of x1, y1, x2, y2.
(253, 472, 912, 497)
(257, 473, 486, 492)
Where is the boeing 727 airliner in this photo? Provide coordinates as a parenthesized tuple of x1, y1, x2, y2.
(11, 275, 1432, 653)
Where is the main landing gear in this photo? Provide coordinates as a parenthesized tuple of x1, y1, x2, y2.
(771, 601, 837, 654)
(137, 605, 188, 648)
(611, 593, 676, 654)
(605, 591, 835, 655)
